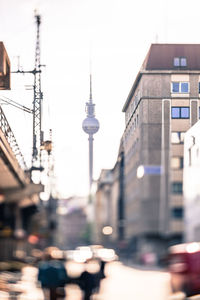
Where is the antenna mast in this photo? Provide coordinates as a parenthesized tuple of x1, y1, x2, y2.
(32, 13, 43, 169)
(11, 12, 44, 174)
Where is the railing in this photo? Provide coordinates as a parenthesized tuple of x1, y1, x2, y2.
(0, 105, 27, 170)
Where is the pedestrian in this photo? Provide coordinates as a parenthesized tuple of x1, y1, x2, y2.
(37, 249, 68, 300)
(78, 264, 96, 300)
(93, 259, 106, 293)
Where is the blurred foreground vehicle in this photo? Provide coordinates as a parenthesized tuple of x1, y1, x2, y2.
(168, 242, 200, 297)
(94, 248, 118, 262)
(64, 246, 118, 263)
(64, 247, 93, 263)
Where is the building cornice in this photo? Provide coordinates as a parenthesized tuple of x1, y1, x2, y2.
(122, 71, 142, 112)
(141, 70, 200, 75)
(122, 69, 200, 113)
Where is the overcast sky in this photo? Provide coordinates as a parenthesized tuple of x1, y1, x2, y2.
(1, 0, 200, 197)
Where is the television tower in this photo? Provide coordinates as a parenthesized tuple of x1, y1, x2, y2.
(82, 74, 100, 190)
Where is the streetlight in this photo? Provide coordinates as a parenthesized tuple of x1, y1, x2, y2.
(102, 226, 113, 236)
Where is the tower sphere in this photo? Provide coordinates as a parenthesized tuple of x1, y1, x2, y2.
(82, 117, 100, 135)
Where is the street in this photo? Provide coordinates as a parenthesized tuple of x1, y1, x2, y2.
(2, 259, 200, 300)
(1, 5, 200, 300)
(97, 261, 172, 300)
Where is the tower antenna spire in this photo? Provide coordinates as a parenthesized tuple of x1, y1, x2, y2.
(89, 73, 92, 103)
(89, 46, 93, 103)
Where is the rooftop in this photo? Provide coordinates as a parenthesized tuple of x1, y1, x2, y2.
(122, 43, 200, 112)
(143, 43, 200, 70)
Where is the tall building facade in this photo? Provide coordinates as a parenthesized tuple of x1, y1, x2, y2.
(184, 120, 200, 242)
(122, 44, 200, 257)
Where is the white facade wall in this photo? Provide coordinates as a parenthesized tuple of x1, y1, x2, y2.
(184, 120, 200, 242)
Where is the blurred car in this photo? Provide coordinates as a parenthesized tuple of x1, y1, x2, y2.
(168, 242, 200, 297)
(64, 247, 93, 263)
(64, 245, 118, 263)
(74, 246, 93, 262)
(44, 246, 64, 260)
(64, 250, 76, 261)
(95, 248, 118, 262)
(89, 244, 104, 258)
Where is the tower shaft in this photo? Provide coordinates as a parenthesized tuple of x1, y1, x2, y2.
(89, 134, 94, 188)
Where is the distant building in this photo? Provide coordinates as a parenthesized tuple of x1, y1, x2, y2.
(95, 169, 113, 244)
(121, 44, 200, 257)
(55, 196, 88, 249)
(184, 120, 200, 242)
(111, 140, 125, 243)
(95, 139, 125, 246)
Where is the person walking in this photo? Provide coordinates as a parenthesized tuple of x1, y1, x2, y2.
(37, 249, 68, 300)
(93, 259, 106, 293)
(79, 269, 96, 300)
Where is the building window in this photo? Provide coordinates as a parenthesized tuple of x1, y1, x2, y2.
(171, 157, 184, 169)
(171, 107, 190, 119)
(171, 207, 183, 218)
(173, 58, 179, 67)
(180, 58, 187, 67)
(173, 57, 187, 67)
(171, 82, 189, 93)
(171, 132, 185, 144)
(172, 182, 183, 194)
(181, 107, 190, 118)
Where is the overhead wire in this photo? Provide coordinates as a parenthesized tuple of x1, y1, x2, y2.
(0, 96, 33, 114)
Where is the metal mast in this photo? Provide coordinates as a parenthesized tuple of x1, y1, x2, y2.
(32, 13, 43, 170)
(12, 13, 44, 172)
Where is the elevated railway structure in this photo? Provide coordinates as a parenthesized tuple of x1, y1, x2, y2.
(0, 104, 43, 204)
(0, 42, 43, 259)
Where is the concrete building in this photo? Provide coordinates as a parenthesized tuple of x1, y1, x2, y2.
(55, 196, 88, 249)
(94, 139, 125, 247)
(95, 169, 113, 244)
(110, 155, 122, 242)
(122, 44, 200, 258)
(110, 140, 125, 244)
(184, 120, 200, 242)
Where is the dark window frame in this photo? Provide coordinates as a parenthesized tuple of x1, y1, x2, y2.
(172, 182, 183, 194)
(171, 207, 183, 219)
(171, 82, 189, 93)
(171, 107, 190, 119)
(173, 57, 187, 67)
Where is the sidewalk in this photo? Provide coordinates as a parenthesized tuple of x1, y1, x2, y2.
(119, 256, 167, 272)
(0, 265, 102, 300)
(0, 265, 43, 299)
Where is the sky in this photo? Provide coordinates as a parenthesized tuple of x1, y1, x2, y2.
(1, 0, 200, 198)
